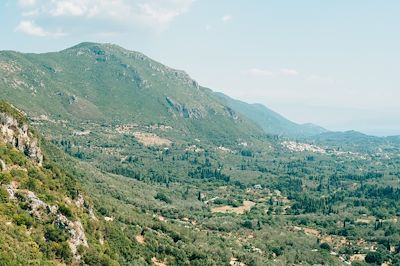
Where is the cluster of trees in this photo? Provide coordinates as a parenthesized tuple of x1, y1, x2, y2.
(188, 165, 231, 182)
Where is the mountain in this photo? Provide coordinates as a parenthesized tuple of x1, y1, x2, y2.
(310, 130, 400, 154)
(0, 101, 118, 264)
(2, 43, 400, 265)
(0, 42, 262, 144)
(215, 92, 327, 137)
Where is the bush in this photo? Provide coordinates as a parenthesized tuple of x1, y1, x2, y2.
(0, 187, 9, 203)
(242, 220, 254, 229)
(320, 242, 331, 251)
(51, 242, 73, 263)
(8, 151, 27, 166)
(13, 213, 34, 227)
(98, 207, 109, 216)
(58, 204, 73, 218)
(271, 246, 284, 256)
(83, 249, 114, 266)
(0, 172, 12, 185)
(45, 224, 68, 242)
(240, 149, 253, 157)
(21, 178, 38, 191)
(155, 192, 172, 204)
(365, 251, 383, 265)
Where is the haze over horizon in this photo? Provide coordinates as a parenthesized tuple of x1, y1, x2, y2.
(1, 0, 399, 136)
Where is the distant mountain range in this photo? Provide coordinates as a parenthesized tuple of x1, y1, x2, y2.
(0, 42, 264, 143)
(0, 42, 330, 140)
(1, 43, 399, 265)
(0, 42, 395, 141)
(215, 92, 327, 137)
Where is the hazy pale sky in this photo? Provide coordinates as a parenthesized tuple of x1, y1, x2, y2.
(1, 0, 399, 136)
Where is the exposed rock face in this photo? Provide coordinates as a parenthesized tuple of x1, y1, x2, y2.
(75, 193, 98, 221)
(5, 184, 16, 200)
(224, 106, 238, 120)
(55, 214, 88, 258)
(26, 191, 55, 218)
(166, 97, 204, 119)
(6, 184, 89, 261)
(0, 112, 43, 165)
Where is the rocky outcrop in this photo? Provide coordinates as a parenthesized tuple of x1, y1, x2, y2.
(165, 97, 204, 119)
(0, 112, 43, 165)
(26, 190, 57, 218)
(6, 184, 89, 262)
(55, 214, 88, 258)
(224, 106, 238, 120)
(75, 193, 98, 221)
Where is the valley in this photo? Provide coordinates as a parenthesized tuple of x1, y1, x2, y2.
(0, 43, 400, 265)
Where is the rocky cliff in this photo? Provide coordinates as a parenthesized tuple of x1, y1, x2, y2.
(0, 103, 43, 165)
(0, 101, 110, 264)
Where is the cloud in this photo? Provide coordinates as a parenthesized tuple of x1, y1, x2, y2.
(15, 20, 48, 37)
(280, 68, 299, 76)
(247, 68, 274, 77)
(52, 1, 86, 17)
(15, 20, 66, 37)
(18, 0, 36, 7)
(221, 15, 232, 23)
(16, 0, 194, 32)
(22, 9, 39, 17)
(137, 0, 193, 28)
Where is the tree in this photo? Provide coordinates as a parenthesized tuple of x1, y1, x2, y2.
(320, 242, 331, 251)
(365, 251, 383, 265)
(155, 192, 172, 204)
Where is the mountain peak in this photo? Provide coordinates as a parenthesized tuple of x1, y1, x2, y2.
(63, 42, 136, 56)
(66, 42, 123, 50)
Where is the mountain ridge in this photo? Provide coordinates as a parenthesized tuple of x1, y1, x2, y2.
(1, 42, 400, 265)
(0, 42, 265, 144)
(214, 92, 327, 137)
(0, 42, 332, 141)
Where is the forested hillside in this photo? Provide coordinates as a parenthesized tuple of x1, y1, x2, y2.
(215, 92, 327, 137)
(1, 44, 400, 265)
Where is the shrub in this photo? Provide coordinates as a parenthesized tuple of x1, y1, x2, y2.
(52, 242, 73, 263)
(271, 246, 284, 256)
(0, 172, 12, 184)
(320, 242, 331, 251)
(242, 220, 254, 229)
(13, 213, 34, 227)
(83, 249, 113, 266)
(21, 178, 38, 191)
(155, 192, 172, 204)
(0, 187, 9, 203)
(45, 224, 68, 242)
(240, 149, 253, 157)
(365, 251, 383, 265)
(58, 204, 73, 218)
(98, 207, 109, 216)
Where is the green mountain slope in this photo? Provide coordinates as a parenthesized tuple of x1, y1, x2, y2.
(0, 101, 339, 265)
(0, 101, 119, 265)
(215, 92, 327, 137)
(310, 130, 400, 154)
(2, 43, 400, 265)
(0, 42, 262, 144)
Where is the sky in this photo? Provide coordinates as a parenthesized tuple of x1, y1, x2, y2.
(1, 0, 399, 136)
